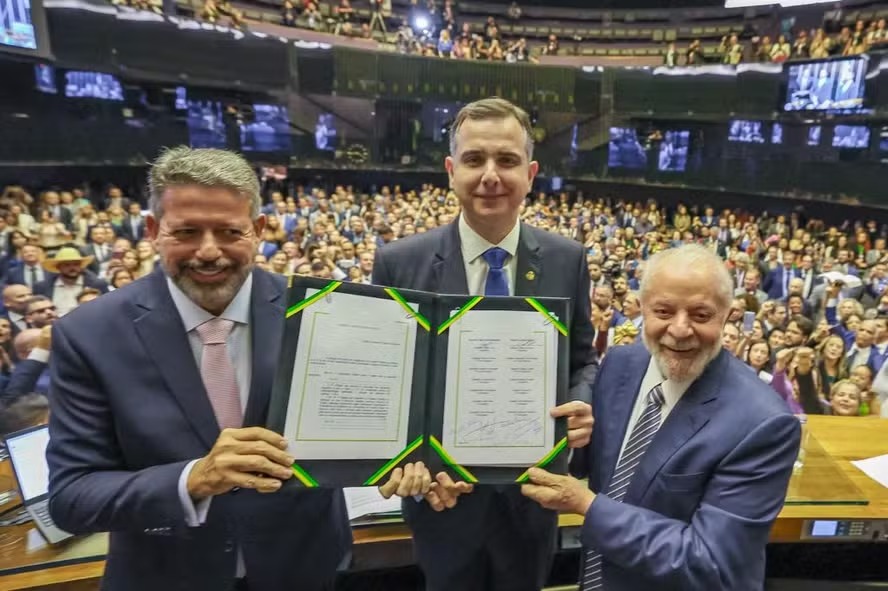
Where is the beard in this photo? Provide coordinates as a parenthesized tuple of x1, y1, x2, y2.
(164, 256, 252, 314)
(643, 331, 722, 383)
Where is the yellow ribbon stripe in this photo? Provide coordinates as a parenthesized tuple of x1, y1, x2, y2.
(515, 437, 569, 483)
(286, 281, 342, 318)
(428, 436, 478, 484)
(363, 435, 425, 486)
(384, 288, 431, 332)
(291, 463, 320, 488)
(437, 296, 484, 335)
(525, 298, 569, 337)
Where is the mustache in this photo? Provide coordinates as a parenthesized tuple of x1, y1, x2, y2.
(659, 339, 700, 352)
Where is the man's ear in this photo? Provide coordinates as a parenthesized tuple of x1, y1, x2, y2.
(145, 215, 159, 241)
(253, 214, 267, 239)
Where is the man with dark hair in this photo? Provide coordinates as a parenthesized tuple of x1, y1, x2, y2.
(76, 288, 102, 305)
(24, 296, 58, 329)
(0, 393, 49, 436)
(785, 315, 814, 347)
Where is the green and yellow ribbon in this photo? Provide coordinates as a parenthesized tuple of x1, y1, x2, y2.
(286, 281, 342, 318)
(385, 288, 431, 332)
(515, 437, 569, 483)
(437, 296, 484, 335)
(291, 463, 320, 488)
(363, 435, 425, 486)
(428, 436, 478, 484)
(525, 298, 569, 337)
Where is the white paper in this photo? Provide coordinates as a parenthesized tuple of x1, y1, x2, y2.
(343, 487, 402, 521)
(818, 271, 863, 289)
(442, 310, 558, 466)
(284, 290, 417, 460)
(851, 453, 888, 489)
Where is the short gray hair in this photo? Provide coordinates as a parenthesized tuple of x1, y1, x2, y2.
(640, 244, 734, 311)
(148, 147, 261, 221)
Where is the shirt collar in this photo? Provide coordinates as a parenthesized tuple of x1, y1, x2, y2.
(645, 354, 695, 408)
(166, 272, 253, 333)
(54, 276, 83, 288)
(458, 214, 521, 264)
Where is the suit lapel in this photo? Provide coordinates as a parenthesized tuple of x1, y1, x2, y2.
(132, 271, 220, 449)
(244, 271, 285, 426)
(431, 222, 469, 295)
(625, 351, 726, 504)
(515, 223, 541, 297)
(600, 345, 648, 488)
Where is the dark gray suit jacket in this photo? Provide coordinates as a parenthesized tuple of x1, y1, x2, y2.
(372, 219, 598, 588)
(373, 220, 598, 403)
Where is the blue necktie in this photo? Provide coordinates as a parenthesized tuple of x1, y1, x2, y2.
(482, 247, 510, 296)
(582, 384, 666, 590)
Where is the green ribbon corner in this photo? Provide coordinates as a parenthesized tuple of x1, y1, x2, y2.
(384, 288, 431, 332)
(363, 435, 425, 486)
(428, 436, 478, 484)
(286, 281, 342, 318)
(515, 437, 569, 483)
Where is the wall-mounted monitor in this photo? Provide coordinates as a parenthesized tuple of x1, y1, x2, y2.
(607, 127, 647, 169)
(658, 130, 689, 172)
(807, 126, 822, 146)
(728, 120, 765, 144)
(241, 104, 291, 152)
(186, 100, 226, 149)
(879, 126, 888, 164)
(771, 123, 783, 145)
(34, 64, 56, 94)
(1, 0, 51, 59)
(64, 71, 124, 101)
(784, 57, 867, 112)
(832, 125, 870, 149)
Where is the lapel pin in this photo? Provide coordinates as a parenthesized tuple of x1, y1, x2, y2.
(525, 271, 536, 281)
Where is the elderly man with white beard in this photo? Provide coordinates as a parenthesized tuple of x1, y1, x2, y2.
(521, 244, 801, 591)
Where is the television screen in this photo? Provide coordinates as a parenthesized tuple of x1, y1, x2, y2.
(771, 123, 783, 145)
(241, 104, 291, 152)
(64, 71, 124, 101)
(879, 126, 888, 163)
(1, 0, 50, 58)
(315, 113, 337, 151)
(34, 64, 56, 94)
(607, 127, 647, 169)
(807, 126, 822, 146)
(728, 120, 765, 143)
(174, 86, 187, 110)
(186, 100, 226, 149)
(833, 125, 870, 149)
(658, 130, 689, 172)
(784, 57, 866, 112)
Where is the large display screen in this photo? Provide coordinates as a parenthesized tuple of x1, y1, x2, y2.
(1, 0, 51, 58)
(728, 120, 765, 144)
(658, 131, 689, 172)
(64, 71, 124, 101)
(186, 100, 226, 149)
(784, 57, 867, 112)
(608, 127, 647, 170)
(832, 125, 870, 149)
(241, 104, 291, 152)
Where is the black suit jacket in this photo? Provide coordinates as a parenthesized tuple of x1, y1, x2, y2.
(372, 220, 598, 587)
(47, 269, 351, 591)
(121, 215, 146, 243)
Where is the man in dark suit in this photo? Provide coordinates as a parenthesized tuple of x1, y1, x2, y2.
(81, 225, 114, 276)
(1, 283, 32, 338)
(41, 191, 74, 231)
(33, 247, 109, 317)
(7, 245, 47, 289)
(47, 147, 351, 591)
(372, 98, 598, 591)
(763, 250, 801, 301)
(521, 244, 800, 590)
(121, 202, 148, 243)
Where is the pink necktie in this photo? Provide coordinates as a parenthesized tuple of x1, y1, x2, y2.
(195, 318, 243, 430)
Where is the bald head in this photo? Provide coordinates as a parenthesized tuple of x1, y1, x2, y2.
(14, 328, 42, 360)
(3, 284, 32, 314)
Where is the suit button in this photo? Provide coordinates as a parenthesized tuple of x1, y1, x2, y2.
(224, 540, 234, 553)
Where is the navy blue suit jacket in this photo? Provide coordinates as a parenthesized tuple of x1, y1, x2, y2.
(763, 266, 801, 301)
(2, 358, 49, 402)
(47, 269, 351, 591)
(572, 345, 800, 590)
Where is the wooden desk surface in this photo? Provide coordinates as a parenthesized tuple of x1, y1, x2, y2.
(2, 416, 887, 589)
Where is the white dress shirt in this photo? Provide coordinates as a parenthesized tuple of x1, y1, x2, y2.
(52, 276, 84, 317)
(458, 214, 520, 296)
(172, 273, 253, 577)
(618, 356, 694, 461)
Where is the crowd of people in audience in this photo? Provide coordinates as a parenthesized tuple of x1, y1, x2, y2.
(0, 177, 886, 432)
(669, 16, 888, 67)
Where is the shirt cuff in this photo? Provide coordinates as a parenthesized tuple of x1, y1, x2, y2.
(178, 459, 212, 527)
(27, 348, 50, 363)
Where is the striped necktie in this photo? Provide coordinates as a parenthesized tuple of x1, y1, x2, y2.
(582, 384, 666, 591)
